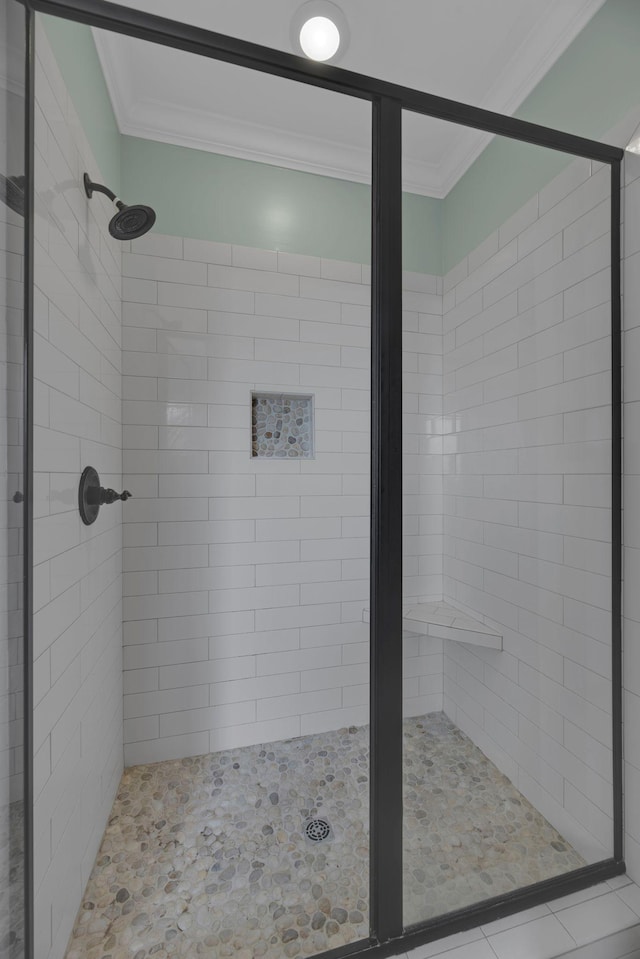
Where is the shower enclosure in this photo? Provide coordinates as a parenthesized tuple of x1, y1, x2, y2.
(1, 0, 30, 956)
(11, 0, 626, 957)
(401, 111, 619, 929)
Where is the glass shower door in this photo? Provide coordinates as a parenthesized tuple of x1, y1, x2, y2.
(0, 0, 28, 955)
(402, 108, 615, 927)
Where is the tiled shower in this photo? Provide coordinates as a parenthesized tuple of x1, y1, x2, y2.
(26, 10, 630, 959)
(119, 239, 445, 766)
(440, 159, 613, 865)
(116, 158, 613, 861)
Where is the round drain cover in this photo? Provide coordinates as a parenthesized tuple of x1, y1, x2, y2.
(305, 818, 331, 842)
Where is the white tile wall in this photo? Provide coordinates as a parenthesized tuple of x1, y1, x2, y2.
(441, 156, 614, 863)
(402, 269, 445, 717)
(121, 237, 443, 762)
(33, 24, 123, 959)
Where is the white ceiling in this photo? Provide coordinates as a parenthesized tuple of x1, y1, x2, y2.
(95, 0, 607, 197)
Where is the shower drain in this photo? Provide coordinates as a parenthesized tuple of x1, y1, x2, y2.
(304, 817, 332, 843)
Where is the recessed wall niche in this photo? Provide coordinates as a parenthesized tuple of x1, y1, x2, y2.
(251, 392, 315, 459)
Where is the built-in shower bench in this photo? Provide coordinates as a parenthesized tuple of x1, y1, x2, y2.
(362, 600, 503, 650)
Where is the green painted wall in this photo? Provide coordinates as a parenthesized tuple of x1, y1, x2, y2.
(442, 0, 640, 272)
(122, 135, 372, 264)
(39, 12, 442, 271)
(122, 135, 442, 272)
(40, 0, 640, 275)
(41, 14, 121, 192)
(403, 193, 443, 275)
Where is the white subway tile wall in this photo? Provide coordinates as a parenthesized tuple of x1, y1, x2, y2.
(122, 236, 444, 763)
(33, 24, 123, 959)
(441, 156, 614, 863)
(403, 268, 446, 717)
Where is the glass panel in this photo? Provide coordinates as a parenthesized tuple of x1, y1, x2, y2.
(34, 17, 371, 957)
(104, 0, 562, 105)
(402, 109, 613, 926)
(0, 1, 26, 956)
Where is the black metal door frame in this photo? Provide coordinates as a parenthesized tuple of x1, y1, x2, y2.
(2, 2, 36, 957)
(23, 6, 35, 957)
(19, 2, 624, 957)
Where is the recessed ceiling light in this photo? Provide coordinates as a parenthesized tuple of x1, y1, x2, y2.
(291, 1, 349, 64)
(299, 16, 340, 61)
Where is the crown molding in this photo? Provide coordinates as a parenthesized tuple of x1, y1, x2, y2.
(93, 28, 132, 127)
(481, 0, 607, 121)
(93, 0, 607, 199)
(119, 95, 446, 195)
(93, 31, 444, 195)
(435, 0, 608, 195)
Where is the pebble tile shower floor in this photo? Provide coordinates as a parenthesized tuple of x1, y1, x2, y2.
(1, 801, 24, 959)
(64, 712, 585, 959)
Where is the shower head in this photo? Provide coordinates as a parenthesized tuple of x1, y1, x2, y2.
(0, 173, 25, 217)
(83, 172, 156, 241)
(108, 203, 156, 241)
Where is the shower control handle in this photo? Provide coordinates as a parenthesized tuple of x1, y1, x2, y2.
(79, 466, 132, 525)
(95, 487, 132, 506)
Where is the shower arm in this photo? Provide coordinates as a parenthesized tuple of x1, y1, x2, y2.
(83, 173, 125, 210)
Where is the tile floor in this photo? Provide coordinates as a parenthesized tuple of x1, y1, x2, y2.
(0, 800, 24, 959)
(404, 878, 640, 959)
(64, 712, 592, 959)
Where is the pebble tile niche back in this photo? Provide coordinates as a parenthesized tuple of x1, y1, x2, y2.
(251, 392, 315, 459)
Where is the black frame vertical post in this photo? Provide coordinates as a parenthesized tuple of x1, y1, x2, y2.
(611, 158, 623, 864)
(23, 3, 35, 956)
(370, 96, 403, 944)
